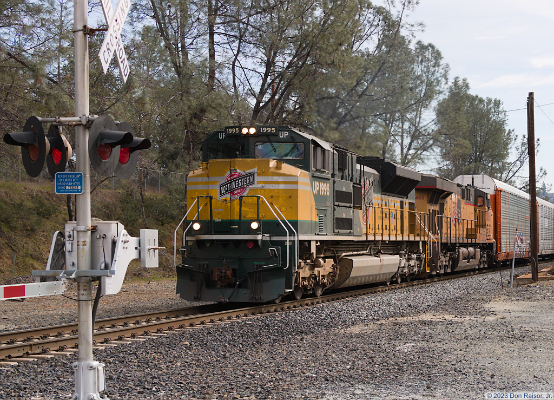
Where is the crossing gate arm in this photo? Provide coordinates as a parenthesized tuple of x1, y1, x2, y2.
(0, 281, 66, 300)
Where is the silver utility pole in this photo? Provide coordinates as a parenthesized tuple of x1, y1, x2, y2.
(73, 0, 104, 398)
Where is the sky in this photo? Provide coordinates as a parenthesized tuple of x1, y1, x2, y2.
(407, 0, 554, 188)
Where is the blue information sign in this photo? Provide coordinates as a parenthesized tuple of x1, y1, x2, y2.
(55, 172, 83, 194)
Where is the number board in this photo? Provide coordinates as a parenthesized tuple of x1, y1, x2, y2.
(258, 126, 279, 135)
(224, 126, 280, 136)
(225, 126, 242, 136)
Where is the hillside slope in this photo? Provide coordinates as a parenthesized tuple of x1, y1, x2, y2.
(0, 181, 186, 284)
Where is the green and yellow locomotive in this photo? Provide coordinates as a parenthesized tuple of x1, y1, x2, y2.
(175, 125, 494, 302)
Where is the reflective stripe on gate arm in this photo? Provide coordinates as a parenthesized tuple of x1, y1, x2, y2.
(1, 285, 25, 299)
(0, 281, 65, 300)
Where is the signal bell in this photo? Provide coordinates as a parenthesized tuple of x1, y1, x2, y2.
(3, 116, 72, 178)
(89, 115, 151, 179)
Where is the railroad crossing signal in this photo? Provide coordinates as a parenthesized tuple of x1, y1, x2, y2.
(46, 124, 72, 177)
(99, 0, 131, 82)
(3, 116, 72, 178)
(115, 122, 151, 180)
(89, 115, 150, 179)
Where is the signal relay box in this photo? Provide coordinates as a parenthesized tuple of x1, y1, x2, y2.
(65, 221, 124, 271)
(63, 221, 159, 295)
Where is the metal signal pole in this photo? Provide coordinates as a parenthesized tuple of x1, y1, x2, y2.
(527, 92, 539, 282)
(73, 0, 104, 398)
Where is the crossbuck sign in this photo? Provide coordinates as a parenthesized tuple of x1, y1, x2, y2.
(99, 0, 131, 82)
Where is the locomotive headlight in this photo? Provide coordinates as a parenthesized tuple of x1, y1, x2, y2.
(192, 222, 202, 231)
(248, 127, 256, 135)
(241, 127, 249, 135)
(250, 221, 260, 230)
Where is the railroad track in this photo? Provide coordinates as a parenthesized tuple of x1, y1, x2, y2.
(0, 263, 538, 362)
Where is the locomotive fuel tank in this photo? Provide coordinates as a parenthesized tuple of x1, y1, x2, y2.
(333, 254, 400, 288)
(454, 247, 481, 270)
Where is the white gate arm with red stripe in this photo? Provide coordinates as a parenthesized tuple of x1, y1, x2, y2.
(0, 281, 66, 300)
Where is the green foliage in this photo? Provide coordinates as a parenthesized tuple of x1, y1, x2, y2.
(0, 182, 70, 278)
(92, 183, 187, 234)
(435, 78, 515, 180)
(32, 193, 59, 219)
(0, 184, 61, 233)
(0, 180, 185, 282)
(0, 0, 545, 185)
(152, 184, 188, 226)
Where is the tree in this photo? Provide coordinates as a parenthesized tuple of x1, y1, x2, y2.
(349, 40, 448, 167)
(296, 2, 448, 169)
(435, 78, 515, 180)
(538, 181, 553, 202)
(0, 0, 72, 175)
(218, 0, 377, 126)
(129, 0, 243, 171)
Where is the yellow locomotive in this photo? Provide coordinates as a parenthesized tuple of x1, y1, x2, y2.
(175, 125, 494, 302)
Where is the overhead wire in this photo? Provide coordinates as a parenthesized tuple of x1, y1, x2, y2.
(534, 99, 554, 127)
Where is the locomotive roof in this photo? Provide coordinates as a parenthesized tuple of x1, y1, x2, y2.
(416, 174, 458, 193)
(454, 174, 554, 208)
(289, 127, 333, 151)
(357, 156, 421, 197)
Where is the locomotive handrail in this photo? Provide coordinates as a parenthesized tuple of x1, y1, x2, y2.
(238, 195, 260, 229)
(182, 207, 203, 246)
(196, 195, 213, 233)
(414, 212, 437, 242)
(269, 202, 299, 271)
(238, 194, 297, 270)
(439, 215, 477, 244)
(433, 214, 477, 240)
(173, 197, 200, 266)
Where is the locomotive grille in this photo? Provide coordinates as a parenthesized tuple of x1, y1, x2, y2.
(318, 214, 324, 233)
(335, 190, 352, 205)
(335, 217, 353, 231)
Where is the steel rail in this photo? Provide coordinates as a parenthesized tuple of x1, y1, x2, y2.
(0, 261, 543, 361)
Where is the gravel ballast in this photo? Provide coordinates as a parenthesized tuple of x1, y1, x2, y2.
(1, 267, 554, 399)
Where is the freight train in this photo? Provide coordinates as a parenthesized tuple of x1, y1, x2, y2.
(174, 125, 554, 303)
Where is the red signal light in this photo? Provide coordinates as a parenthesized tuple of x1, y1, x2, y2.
(247, 241, 254, 249)
(97, 143, 112, 161)
(119, 147, 130, 165)
(51, 148, 62, 165)
(28, 145, 40, 161)
(4, 117, 71, 178)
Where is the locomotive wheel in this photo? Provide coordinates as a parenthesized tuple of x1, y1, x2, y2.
(405, 274, 412, 282)
(293, 286, 304, 300)
(395, 274, 402, 284)
(273, 295, 283, 304)
(313, 285, 323, 298)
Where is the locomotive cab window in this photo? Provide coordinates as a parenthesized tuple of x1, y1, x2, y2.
(255, 142, 305, 159)
(206, 143, 245, 160)
(312, 146, 330, 171)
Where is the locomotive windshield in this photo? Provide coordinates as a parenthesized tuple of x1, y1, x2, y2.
(255, 142, 304, 159)
(206, 143, 245, 160)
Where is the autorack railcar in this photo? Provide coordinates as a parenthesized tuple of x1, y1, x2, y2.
(455, 174, 554, 262)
